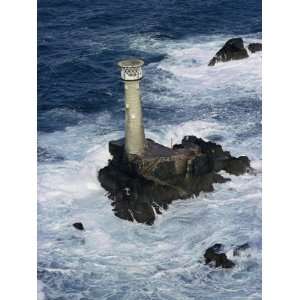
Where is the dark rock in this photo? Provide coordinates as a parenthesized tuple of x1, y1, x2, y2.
(208, 38, 249, 66)
(98, 136, 251, 225)
(204, 244, 235, 269)
(233, 243, 250, 256)
(72, 222, 85, 231)
(206, 243, 224, 254)
(223, 156, 251, 175)
(152, 202, 163, 214)
(248, 43, 262, 53)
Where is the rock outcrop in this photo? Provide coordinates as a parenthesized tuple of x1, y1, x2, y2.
(204, 244, 235, 269)
(98, 136, 251, 225)
(73, 222, 85, 231)
(208, 38, 249, 66)
(203, 242, 251, 268)
(233, 242, 250, 256)
(248, 43, 262, 53)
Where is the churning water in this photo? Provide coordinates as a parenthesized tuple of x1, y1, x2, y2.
(38, 1, 261, 299)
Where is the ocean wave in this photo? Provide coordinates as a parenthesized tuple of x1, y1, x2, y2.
(38, 30, 261, 300)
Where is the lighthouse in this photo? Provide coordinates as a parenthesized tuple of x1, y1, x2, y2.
(118, 59, 145, 157)
(99, 58, 251, 225)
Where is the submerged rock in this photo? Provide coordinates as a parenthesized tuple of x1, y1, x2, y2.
(208, 38, 249, 66)
(98, 136, 251, 225)
(233, 242, 250, 256)
(248, 43, 262, 53)
(204, 244, 235, 269)
(73, 222, 85, 231)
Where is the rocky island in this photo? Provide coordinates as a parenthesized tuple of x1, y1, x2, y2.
(208, 37, 262, 66)
(99, 135, 251, 225)
(98, 58, 252, 225)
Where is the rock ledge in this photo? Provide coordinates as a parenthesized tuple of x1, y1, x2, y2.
(208, 38, 249, 66)
(98, 136, 251, 225)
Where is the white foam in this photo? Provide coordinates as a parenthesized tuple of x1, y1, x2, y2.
(38, 33, 261, 299)
(146, 119, 225, 147)
(135, 34, 261, 108)
(37, 280, 46, 300)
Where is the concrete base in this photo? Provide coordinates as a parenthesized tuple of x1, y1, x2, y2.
(98, 136, 251, 225)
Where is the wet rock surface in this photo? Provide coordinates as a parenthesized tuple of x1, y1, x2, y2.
(204, 242, 251, 268)
(208, 37, 249, 66)
(72, 222, 85, 231)
(98, 136, 251, 225)
(248, 43, 262, 53)
(204, 244, 235, 269)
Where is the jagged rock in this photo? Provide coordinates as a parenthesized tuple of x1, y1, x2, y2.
(204, 244, 235, 269)
(98, 136, 251, 225)
(208, 38, 249, 66)
(248, 43, 262, 53)
(224, 156, 251, 175)
(73, 222, 84, 231)
(233, 243, 250, 256)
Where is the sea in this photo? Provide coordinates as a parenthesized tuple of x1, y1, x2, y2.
(37, 0, 262, 299)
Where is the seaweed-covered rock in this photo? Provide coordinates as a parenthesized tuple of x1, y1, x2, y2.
(98, 136, 251, 225)
(208, 38, 249, 66)
(248, 43, 262, 53)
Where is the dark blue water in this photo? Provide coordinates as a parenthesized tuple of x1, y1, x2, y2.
(38, 0, 261, 132)
(38, 1, 262, 299)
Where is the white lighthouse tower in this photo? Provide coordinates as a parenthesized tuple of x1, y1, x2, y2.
(118, 59, 145, 157)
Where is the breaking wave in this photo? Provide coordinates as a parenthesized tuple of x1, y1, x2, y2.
(38, 31, 261, 299)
